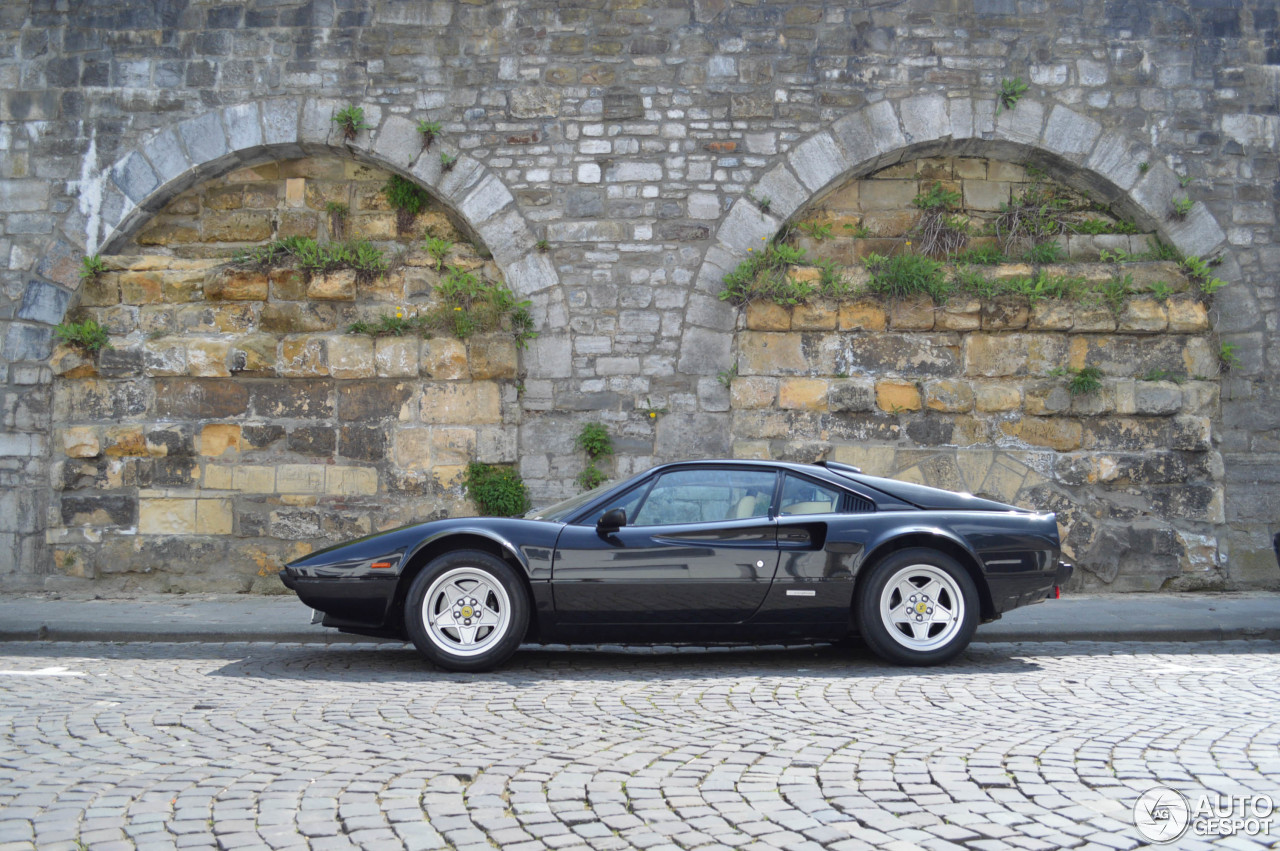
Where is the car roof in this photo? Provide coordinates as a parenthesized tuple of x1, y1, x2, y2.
(643, 458, 854, 486)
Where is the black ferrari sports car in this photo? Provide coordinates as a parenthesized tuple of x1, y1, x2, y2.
(280, 459, 1072, 671)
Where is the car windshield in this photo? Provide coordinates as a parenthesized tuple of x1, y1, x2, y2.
(524, 480, 617, 522)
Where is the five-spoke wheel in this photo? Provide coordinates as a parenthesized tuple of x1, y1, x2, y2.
(857, 548, 978, 666)
(405, 550, 528, 672)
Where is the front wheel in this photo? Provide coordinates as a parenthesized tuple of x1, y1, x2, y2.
(405, 550, 529, 672)
(856, 548, 978, 666)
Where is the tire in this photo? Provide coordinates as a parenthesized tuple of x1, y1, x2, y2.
(404, 550, 529, 672)
(856, 548, 979, 666)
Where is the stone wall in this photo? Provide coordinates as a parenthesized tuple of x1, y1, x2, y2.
(729, 260, 1221, 591)
(127, 157, 468, 256)
(48, 249, 519, 592)
(1, 0, 1276, 590)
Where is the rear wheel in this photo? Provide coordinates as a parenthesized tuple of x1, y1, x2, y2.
(405, 550, 528, 672)
(857, 548, 978, 666)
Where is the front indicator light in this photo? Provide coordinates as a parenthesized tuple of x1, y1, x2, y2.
(370, 561, 393, 569)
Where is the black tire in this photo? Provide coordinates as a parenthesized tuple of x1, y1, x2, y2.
(856, 547, 979, 666)
(404, 550, 529, 672)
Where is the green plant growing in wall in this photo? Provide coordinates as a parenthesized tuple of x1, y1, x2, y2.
(384, 174, 431, 235)
(535, 239, 551, 253)
(464, 462, 530, 517)
(1180, 254, 1228, 296)
(996, 77, 1028, 114)
(575, 422, 614, 491)
(1138, 161, 1150, 174)
(79, 254, 107, 281)
(1095, 273, 1132, 316)
(910, 182, 968, 257)
(1022, 240, 1063, 264)
(864, 252, 950, 303)
(55, 318, 112, 355)
(1051, 365, 1104, 396)
(324, 201, 349, 239)
(1149, 281, 1173, 302)
(843, 222, 872, 238)
(332, 105, 371, 141)
(231, 236, 387, 284)
(641, 397, 668, 422)
(746, 190, 771, 214)
(417, 119, 442, 150)
(1170, 195, 1193, 220)
(1219, 341, 1242, 371)
(717, 363, 738, 388)
(440, 152, 458, 172)
(424, 236, 453, 268)
(1178, 174, 1193, 188)
(718, 241, 816, 306)
(797, 221, 833, 241)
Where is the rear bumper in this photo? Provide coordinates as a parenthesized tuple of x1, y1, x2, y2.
(1055, 559, 1074, 586)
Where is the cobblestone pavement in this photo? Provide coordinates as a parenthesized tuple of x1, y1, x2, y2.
(1, 641, 1278, 851)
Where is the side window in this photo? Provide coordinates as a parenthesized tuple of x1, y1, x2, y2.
(779, 475, 844, 516)
(630, 469, 777, 527)
(579, 483, 648, 527)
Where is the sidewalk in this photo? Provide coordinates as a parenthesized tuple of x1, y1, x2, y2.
(0, 591, 1276, 645)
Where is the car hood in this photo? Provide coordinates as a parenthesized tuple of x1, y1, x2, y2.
(838, 471, 1028, 512)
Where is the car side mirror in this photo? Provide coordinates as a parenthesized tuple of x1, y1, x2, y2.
(597, 508, 627, 532)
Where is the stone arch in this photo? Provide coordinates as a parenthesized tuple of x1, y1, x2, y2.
(682, 96, 1233, 373)
(89, 98, 560, 303)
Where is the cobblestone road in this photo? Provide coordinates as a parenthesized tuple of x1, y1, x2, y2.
(1, 641, 1278, 851)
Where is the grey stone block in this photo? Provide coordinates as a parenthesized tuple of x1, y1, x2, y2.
(478, 208, 535, 268)
(525, 334, 572, 379)
(111, 152, 159, 205)
(141, 127, 192, 188)
(994, 98, 1045, 146)
(789, 131, 851, 193)
(1086, 133, 1147, 192)
(371, 114, 422, 169)
(507, 253, 559, 297)
(177, 111, 229, 167)
(716, 200, 779, 254)
(831, 100, 906, 168)
(16, 281, 71, 325)
(1165, 203, 1226, 259)
(752, 165, 808, 222)
(222, 102, 264, 154)
(900, 94, 950, 144)
(459, 173, 514, 226)
(261, 98, 301, 147)
(655, 411, 731, 457)
(1129, 162, 1180, 222)
(299, 98, 344, 151)
(2, 323, 54, 362)
(0, 179, 49, 213)
(684, 293, 735, 332)
(676, 325, 731, 376)
(435, 153, 485, 201)
(1043, 105, 1101, 159)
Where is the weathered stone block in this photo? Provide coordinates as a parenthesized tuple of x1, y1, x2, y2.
(248, 379, 334, 419)
(260, 303, 339, 333)
(61, 426, 100, 458)
(307, 269, 357, 301)
(1118, 298, 1167, 332)
(924, 379, 975, 413)
(421, 382, 502, 424)
(888, 296, 936, 330)
(469, 336, 518, 380)
(1166, 297, 1209, 333)
(1134, 382, 1183, 415)
(187, 340, 231, 377)
(287, 426, 335, 456)
(195, 499, 234, 535)
(876, 380, 921, 412)
(741, 333, 820, 381)
(839, 300, 887, 331)
(778, 378, 828, 411)
(729, 377, 777, 409)
(828, 379, 875, 412)
(56, 379, 152, 422)
(199, 424, 242, 457)
(393, 427, 434, 472)
(328, 335, 375, 379)
(740, 301, 785, 333)
(432, 427, 477, 466)
(1001, 417, 1082, 451)
(1029, 301, 1074, 330)
(204, 269, 268, 301)
(936, 298, 981, 331)
(325, 466, 378, 496)
(337, 381, 414, 422)
(277, 464, 326, 494)
(61, 494, 136, 528)
(981, 297, 1029, 330)
(139, 498, 197, 535)
(279, 336, 329, 378)
(1024, 381, 1073, 416)
(232, 465, 276, 493)
(964, 333, 1067, 377)
(422, 338, 470, 379)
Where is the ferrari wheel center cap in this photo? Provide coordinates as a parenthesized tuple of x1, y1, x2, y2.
(915, 602, 929, 614)
(460, 605, 474, 618)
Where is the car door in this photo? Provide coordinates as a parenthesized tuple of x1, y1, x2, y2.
(551, 467, 781, 624)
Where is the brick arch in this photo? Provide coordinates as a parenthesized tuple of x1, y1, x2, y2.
(681, 97, 1232, 372)
(89, 98, 559, 302)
